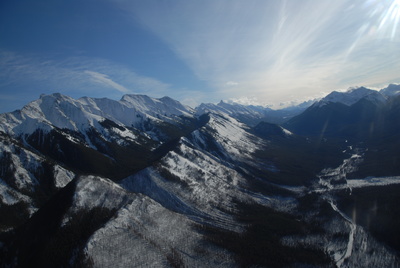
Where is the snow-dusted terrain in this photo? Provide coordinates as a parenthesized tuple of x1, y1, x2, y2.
(73, 176, 235, 268)
(1, 90, 400, 267)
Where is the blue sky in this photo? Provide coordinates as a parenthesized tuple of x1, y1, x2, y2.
(1, 0, 399, 113)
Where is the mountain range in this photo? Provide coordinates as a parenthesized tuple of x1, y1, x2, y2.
(1, 84, 400, 267)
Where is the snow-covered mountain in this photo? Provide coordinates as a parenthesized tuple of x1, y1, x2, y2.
(1, 92, 400, 267)
(0, 93, 195, 140)
(315, 86, 387, 107)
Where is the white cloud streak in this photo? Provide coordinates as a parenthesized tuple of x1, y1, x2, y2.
(225, 81, 239, 87)
(84, 70, 130, 93)
(0, 50, 170, 97)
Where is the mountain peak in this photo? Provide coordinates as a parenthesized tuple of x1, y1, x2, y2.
(347, 86, 370, 93)
(120, 94, 192, 115)
(39, 92, 71, 101)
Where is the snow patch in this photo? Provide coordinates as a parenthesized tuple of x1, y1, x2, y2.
(53, 165, 75, 188)
(281, 127, 293, 136)
(72, 176, 127, 210)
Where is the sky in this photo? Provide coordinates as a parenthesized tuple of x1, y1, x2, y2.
(0, 0, 400, 113)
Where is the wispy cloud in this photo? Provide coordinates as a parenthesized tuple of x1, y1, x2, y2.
(116, 0, 400, 105)
(0, 50, 170, 97)
(84, 70, 130, 93)
(225, 81, 239, 87)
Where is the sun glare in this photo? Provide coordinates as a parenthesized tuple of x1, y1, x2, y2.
(362, 0, 400, 40)
(378, 0, 400, 39)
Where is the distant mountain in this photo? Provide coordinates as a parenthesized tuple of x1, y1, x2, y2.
(1, 90, 400, 267)
(315, 86, 386, 107)
(380, 83, 400, 97)
(196, 100, 269, 127)
(196, 99, 312, 126)
(283, 87, 388, 138)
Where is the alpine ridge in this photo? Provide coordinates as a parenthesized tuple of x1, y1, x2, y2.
(1, 87, 400, 267)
